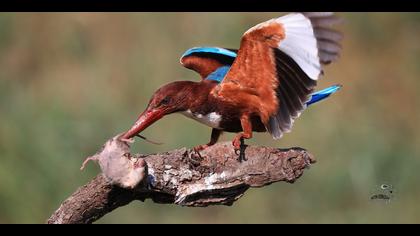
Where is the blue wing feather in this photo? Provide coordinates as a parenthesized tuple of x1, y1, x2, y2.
(181, 47, 237, 59)
(306, 85, 342, 106)
(206, 66, 231, 83)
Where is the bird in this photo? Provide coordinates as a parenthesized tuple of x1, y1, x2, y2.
(122, 12, 343, 160)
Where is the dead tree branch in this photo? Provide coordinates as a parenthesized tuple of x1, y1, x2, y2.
(47, 135, 315, 224)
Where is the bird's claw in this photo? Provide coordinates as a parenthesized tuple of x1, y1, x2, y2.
(232, 137, 247, 162)
(234, 148, 240, 155)
(238, 149, 247, 162)
(193, 150, 202, 159)
(193, 144, 210, 158)
(232, 138, 241, 151)
(186, 144, 207, 166)
(187, 150, 203, 166)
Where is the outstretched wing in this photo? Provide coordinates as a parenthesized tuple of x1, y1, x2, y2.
(303, 12, 343, 64)
(214, 12, 342, 139)
(180, 47, 237, 80)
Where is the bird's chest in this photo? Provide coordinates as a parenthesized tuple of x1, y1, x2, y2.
(180, 109, 223, 129)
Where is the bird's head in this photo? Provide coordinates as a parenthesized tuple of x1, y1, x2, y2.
(122, 81, 196, 140)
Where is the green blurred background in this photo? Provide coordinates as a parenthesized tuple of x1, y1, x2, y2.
(0, 13, 419, 224)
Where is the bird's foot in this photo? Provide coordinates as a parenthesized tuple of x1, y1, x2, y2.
(187, 144, 208, 166)
(232, 137, 247, 162)
(193, 144, 209, 153)
(187, 151, 203, 167)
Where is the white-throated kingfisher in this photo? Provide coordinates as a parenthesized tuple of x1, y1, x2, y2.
(122, 12, 343, 160)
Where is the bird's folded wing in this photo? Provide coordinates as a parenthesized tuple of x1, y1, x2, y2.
(213, 12, 342, 139)
(180, 47, 238, 80)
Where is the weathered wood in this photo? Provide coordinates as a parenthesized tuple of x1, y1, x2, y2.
(47, 136, 315, 224)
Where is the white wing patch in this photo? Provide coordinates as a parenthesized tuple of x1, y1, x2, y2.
(181, 110, 222, 129)
(276, 13, 321, 80)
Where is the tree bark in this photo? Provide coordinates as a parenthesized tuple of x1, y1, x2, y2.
(47, 138, 315, 224)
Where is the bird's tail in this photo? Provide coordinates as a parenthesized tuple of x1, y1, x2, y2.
(306, 84, 342, 106)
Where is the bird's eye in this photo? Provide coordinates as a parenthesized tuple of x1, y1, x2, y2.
(159, 96, 171, 106)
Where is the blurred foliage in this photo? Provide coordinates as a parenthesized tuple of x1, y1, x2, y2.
(0, 13, 419, 223)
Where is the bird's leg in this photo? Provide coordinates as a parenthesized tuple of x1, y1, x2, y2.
(232, 113, 252, 162)
(193, 128, 222, 153)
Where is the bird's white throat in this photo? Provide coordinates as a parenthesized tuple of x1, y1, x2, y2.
(180, 110, 222, 129)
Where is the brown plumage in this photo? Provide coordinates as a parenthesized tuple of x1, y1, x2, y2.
(122, 12, 342, 158)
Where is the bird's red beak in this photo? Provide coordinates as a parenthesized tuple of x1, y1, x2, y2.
(122, 108, 166, 140)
